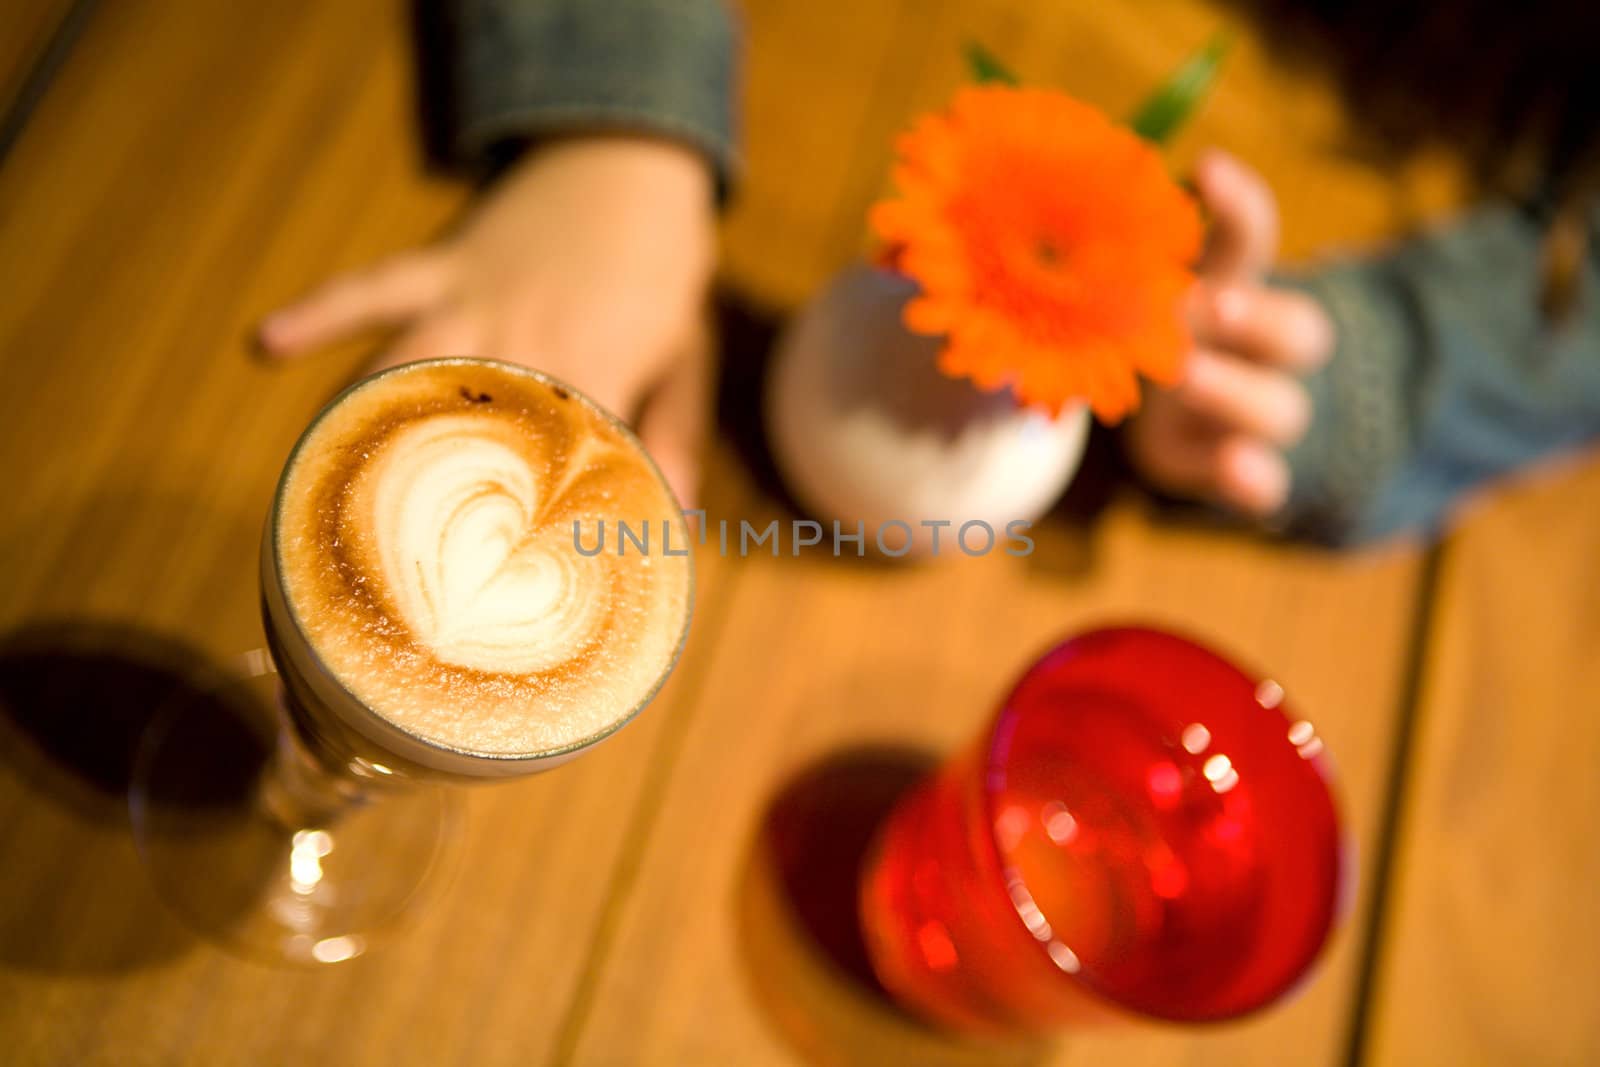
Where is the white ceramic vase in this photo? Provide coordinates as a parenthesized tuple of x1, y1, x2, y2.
(765, 265, 1090, 558)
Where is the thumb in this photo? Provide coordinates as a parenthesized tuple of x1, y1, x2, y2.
(1195, 149, 1280, 282)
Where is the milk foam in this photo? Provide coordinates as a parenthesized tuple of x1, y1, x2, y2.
(271, 360, 692, 759)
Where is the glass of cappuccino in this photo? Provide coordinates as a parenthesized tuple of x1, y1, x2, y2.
(130, 358, 693, 965)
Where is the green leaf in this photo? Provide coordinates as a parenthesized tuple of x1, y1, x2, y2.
(1129, 32, 1230, 144)
(964, 40, 1020, 86)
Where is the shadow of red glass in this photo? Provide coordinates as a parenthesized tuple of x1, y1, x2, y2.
(734, 746, 1050, 1066)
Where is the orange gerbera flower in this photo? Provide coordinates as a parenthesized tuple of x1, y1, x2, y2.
(871, 86, 1203, 421)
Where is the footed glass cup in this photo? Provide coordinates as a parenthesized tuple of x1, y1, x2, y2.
(130, 359, 692, 966)
(859, 626, 1345, 1032)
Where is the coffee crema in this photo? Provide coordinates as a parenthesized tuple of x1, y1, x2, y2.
(272, 360, 692, 758)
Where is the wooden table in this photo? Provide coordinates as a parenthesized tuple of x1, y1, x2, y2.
(1, 1, 1594, 1064)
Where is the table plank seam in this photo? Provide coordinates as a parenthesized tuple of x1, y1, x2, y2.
(1339, 539, 1449, 1067)
(546, 545, 753, 1066)
(0, 0, 99, 167)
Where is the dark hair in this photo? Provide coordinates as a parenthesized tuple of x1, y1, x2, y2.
(1234, 0, 1600, 205)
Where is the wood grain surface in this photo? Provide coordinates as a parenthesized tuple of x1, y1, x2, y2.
(564, 488, 1422, 1067)
(0, 0, 1589, 1064)
(1364, 457, 1600, 1067)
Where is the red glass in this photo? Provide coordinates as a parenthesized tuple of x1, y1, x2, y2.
(859, 626, 1346, 1033)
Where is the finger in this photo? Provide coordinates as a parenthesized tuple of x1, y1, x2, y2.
(1126, 402, 1291, 517)
(1195, 149, 1279, 282)
(633, 323, 711, 510)
(1191, 283, 1334, 371)
(472, 341, 644, 427)
(1176, 348, 1312, 446)
(257, 251, 450, 356)
(1215, 434, 1292, 517)
(508, 328, 649, 420)
(370, 316, 481, 373)
(565, 371, 638, 425)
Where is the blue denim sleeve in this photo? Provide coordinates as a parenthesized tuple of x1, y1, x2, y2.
(451, 0, 739, 190)
(1277, 205, 1600, 545)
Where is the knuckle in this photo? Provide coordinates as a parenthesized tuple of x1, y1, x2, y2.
(1271, 292, 1333, 363)
(1179, 351, 1238, 409)
(1209, 284, 1251, 330)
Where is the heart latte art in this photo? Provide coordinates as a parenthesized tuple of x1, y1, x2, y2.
(272, 360, 692, 758)
(370, 415, 610, 676)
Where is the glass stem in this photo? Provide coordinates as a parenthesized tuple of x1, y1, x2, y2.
(257, 698, 373, 829)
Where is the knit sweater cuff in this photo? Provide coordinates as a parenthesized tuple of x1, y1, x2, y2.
(451, 0, 740, 196)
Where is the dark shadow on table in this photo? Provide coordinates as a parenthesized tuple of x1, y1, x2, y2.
(0, 620, 271, 973)
(712, 288, 816, 520)
(409, 0, 462, 175)
(734, 746, 1049, 1066)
